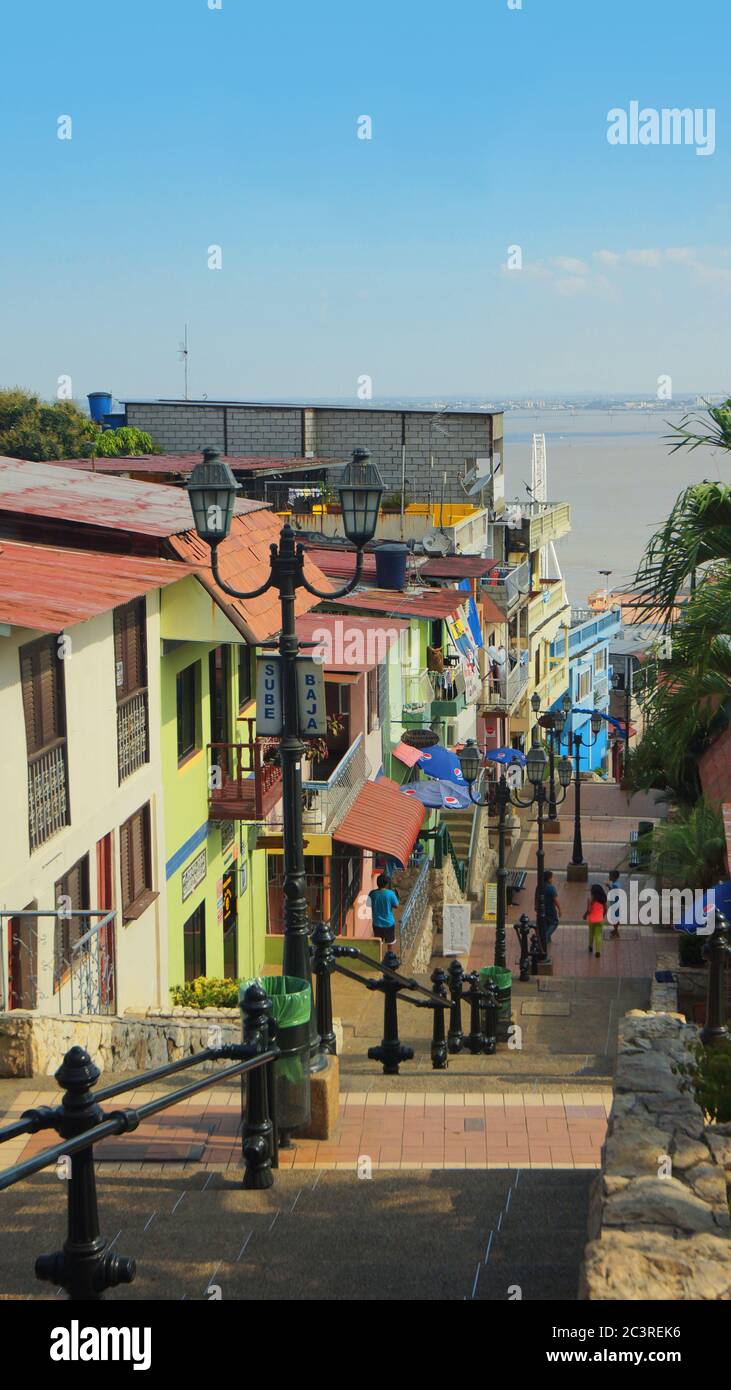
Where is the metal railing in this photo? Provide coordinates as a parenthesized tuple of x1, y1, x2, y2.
(0, 909, 117, 1016)
(117, 689, 149, 781)
(302, 734, 367, 832)
(0, 984, 280, 1300)
(27, 741, 69, 851)
(433, 822, 467, 893)
(480, 557, 531, 611)
(482, 658, 528, 710)
(397, 856, 431, 961)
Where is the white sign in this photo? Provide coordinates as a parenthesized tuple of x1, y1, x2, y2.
(443, 903, 471, 956)
(296, 657, 327, 736)
(256, 656, 284, 735)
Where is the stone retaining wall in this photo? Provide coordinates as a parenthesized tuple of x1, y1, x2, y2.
(580, 1011, 731, 1300)
(0, 1008, 242, 1078)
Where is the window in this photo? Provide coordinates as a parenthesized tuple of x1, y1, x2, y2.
(176, 662, 199, 763)
(367, 667, 379, 731)
(238, 646, 254, 710)
(594, 648, 607, 674)
(20, 634, 66, 757)
(577, 667, 592, 701)
(183, 902, 206, 982)
(54, 856, 89, 991)
(119, 803, 156, 921)
(114, 599, 149, 780)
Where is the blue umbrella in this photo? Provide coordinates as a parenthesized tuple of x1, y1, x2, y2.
(416, 744, 466, 785)
(401, 779, 471, 810)
(485, 747, 527, 767)
(675, 878, 731, 935)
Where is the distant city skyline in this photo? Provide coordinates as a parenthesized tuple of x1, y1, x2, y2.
(1, 0, 729, 401)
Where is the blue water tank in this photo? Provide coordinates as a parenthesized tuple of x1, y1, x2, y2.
(374, 541, 408, 590)
(103, 413, 126, 431)
(88, 391, 113, 423)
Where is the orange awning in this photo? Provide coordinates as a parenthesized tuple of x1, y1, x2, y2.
(333, 779, 425, 867)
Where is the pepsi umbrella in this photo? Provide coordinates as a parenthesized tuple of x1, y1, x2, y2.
(416, 744, 466, 785)
(485, 747, 527, 768)
(401, 780, 471, 810)
(674, 878, 731, 935)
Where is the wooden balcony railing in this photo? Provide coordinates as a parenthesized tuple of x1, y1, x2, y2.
(28, 740, 70, 851)
(208, 719, 283, 822)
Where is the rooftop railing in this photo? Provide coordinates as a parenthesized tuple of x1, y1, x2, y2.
(302, 734, 367, 832)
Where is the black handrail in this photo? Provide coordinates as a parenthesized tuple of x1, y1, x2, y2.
(0, 982, 280, 1300)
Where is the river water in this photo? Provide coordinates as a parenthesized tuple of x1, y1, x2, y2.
(502, 409, 727, 604)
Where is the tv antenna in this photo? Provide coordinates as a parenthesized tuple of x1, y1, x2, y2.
(178, 325, 189, 400)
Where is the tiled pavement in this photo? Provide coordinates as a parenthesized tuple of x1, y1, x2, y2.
(463, 922, 667, 979)
(2, 1088, 609, 1175)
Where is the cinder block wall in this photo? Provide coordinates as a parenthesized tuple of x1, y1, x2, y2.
(125, 402, 497, 501)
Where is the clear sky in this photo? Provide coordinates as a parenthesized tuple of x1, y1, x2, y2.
(1, 0, 729, 403)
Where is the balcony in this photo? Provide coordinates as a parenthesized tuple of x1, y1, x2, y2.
(594, 671, 609, 704)
(28, 740, 70, 851)
(560, 606, 623, 658)
(208, 719, 283, 822)
(480, 557, 531, 614)
(528, 579, 570, 632)
(402, 666, 466, 721)
(507, 501, 571, 553)
(302, 734, 367, 833)
(117, 690, 149, 782)
(481, 659, 529, 711)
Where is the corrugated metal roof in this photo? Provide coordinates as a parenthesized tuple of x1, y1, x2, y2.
(0, 457, 266, 538)
(481, 595, 505, 626)
(167, 513, 333, 643)
(420, 556, 495, 579)
(298, 547, 379, 580)
(332, 778, 425, 866)
(295, 612, 408, 672)
(334, 587, 469, 622)
(0, 540, 192, 632)
(49, 454, 345, 477)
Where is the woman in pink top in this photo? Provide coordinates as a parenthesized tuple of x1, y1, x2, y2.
(583, 884, 608, 958)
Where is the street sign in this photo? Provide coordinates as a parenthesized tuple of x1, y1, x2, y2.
(256, 655, 284, 736)
(443, 903, 471, 955)
(296, 657, 327, 736)
(483, 882, 497, 922)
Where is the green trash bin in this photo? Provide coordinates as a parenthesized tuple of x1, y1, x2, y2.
(240, 975, 312, 1140)
(479, 966, 513, 1043)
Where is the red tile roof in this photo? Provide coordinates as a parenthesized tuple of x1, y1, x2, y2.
(48, 454, 345, 477)
(295, 612, 408, 672)
(333, 778, 425, 866)
(167, 513, 333, 643)
(0, 457, 266, 539)
(333, 587, 469, 622)
(420, 556, 495, 579)
(0, 540, 192, 632)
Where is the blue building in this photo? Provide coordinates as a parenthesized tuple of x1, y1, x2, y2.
(549, 606, 623, 773)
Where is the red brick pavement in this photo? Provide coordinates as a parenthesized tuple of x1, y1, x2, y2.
(467, 922, 666, 978)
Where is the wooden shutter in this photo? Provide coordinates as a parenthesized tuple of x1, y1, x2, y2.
(54, 856, 89, 988)
(120, 804, 151, 914)
(114, 600, 146, 703)
(20, 636, 63, 755)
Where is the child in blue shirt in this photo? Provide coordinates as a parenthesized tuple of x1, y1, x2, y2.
(368, 873, 400, 945)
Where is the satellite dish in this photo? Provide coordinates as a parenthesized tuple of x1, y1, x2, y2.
(422, 528, 455, 556)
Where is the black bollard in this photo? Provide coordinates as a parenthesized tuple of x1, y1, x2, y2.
(464, 972, 485, 1055)
(311, 920, 337, 1055)
(430, 967, 449, 1070)
(529, 923, 542, 976)
(367, 949, 414, 1076)
(701, 916, 730, 1047)
(447, 959, 465, 1053)
(513, 914, 532, 983)
(241, 983, 277, 1188)
(35, 1047, 136, 1301)
(481, 978, 498, 1056)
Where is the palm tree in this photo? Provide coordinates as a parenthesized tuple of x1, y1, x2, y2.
(640, 798, 727, 891)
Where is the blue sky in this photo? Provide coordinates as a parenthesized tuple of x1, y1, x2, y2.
(1, 0, 729, 401)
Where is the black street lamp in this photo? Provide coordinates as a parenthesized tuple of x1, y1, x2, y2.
(531, 692, 567, 831)
(611, 665, 633, 783)
(458, 738, 572, 966)
(558, 702, 603, 883)
(187, 446, 384, 1067)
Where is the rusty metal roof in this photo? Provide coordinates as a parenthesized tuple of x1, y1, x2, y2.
(167, 513, 333, 643)
(0, 540, 192, 633)
(48, 454, 346, 477)
(420, 556, 495, 579)
(0, 457, 266, 538)
(332, 778, 425, 867)
(332, 587, 469, 622)
(298, 546, 380, 581)
(295, 612, 408, 672)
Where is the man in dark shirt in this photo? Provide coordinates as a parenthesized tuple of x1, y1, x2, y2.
(536, 870, 561, 945)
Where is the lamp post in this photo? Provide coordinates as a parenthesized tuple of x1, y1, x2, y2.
(559, 704, 603, 883)
(612, 664, 633, 784)
(187, 446, 384, 1067)
(531, 692, 565, 832)
(458, 739, 572, 965)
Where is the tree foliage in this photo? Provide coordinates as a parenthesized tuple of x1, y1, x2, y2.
(0, 388, 158, 461)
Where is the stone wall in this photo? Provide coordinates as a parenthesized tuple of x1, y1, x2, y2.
(580, 1011, 731, 1300)
(0, 1008, 242, 1078)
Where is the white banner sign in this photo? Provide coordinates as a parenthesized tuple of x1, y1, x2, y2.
(296, 657, 327, 736)
(443, 902, 471, 956)
(256, 656, 283, 736)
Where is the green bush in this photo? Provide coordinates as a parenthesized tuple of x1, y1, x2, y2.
(677, 1039, 731, 1123)
(170, 977, 241, 1009)
(93, 426, 158, 457)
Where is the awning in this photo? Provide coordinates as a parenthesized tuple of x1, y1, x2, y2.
(333, 779, 425, 867)
(392, 740, 423, 768)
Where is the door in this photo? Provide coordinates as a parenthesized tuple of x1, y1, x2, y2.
(9, 901, 38, 1010)
(209, 647, 231, 759)
(96, 833, 116, 1012)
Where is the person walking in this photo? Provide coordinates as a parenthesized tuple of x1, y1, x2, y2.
(368, 873, 400, 947)
(536, 869, 561, 951)
(583, 883, 608, 957)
